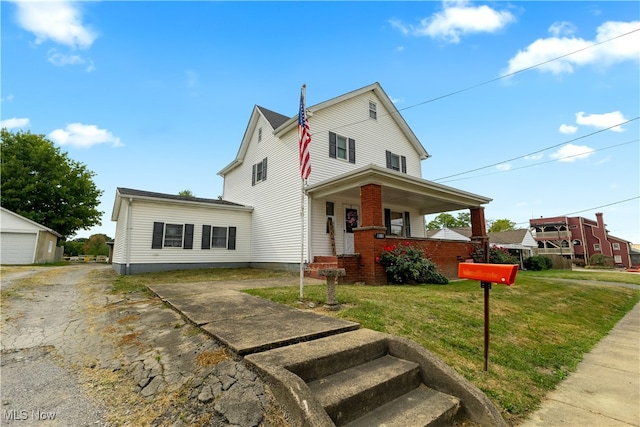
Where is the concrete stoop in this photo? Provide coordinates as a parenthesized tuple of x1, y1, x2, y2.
(246, 329, 506, 427)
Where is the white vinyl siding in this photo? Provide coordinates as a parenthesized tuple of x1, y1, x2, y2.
(114, 199, 251, 266)
(221, 89, 426, 263)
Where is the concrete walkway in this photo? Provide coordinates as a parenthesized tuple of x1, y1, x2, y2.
(520, 300, 640, 426)
(149, 279, 640, 427)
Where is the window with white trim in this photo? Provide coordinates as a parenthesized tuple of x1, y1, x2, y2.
(329, 132, 355, 163)
(386, 151, 406, 173)
(594, 243, 601, 251)
(614, 255, 622, 263)
(369, 101, 377, 119)
(384, 209, 411, 237)
(612, 243, 620, 250)
(252, 158, 267, 185)
(201, 225, 237, 250)
(152, 222, 194, 249)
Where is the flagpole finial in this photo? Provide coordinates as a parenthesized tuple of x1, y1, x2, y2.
(302, 84, 306, 89)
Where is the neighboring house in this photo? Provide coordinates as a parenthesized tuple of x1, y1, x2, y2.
(529, 213, 632, 268)
(426, 227, 536, 267)
(0, 207, 62, 265)
(630, 244, 640, 267)
(112, 83, 493, 282)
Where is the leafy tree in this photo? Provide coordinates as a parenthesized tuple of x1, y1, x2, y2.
(179, 189, 194, 197)
(488, 219, 517, 233)
(1, 129, 103, 239)
(82, 234, 112, 256)
(63, 239, 86, 257)
(426, 211, 470, 230)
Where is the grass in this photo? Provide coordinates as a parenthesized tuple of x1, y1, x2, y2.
(519, 269, 640, 285)
(245, 272, 639, 425)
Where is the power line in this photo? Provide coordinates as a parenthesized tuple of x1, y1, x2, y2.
(438, 139, 639, 183)
(329, 27, 640, 133)
(563, 197, 640, 216)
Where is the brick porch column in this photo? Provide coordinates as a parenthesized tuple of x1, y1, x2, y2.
(470, 206, 489, 263)
(354, 184, 387, 285)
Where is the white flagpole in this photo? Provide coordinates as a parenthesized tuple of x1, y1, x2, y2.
(300, 175, 305, 301)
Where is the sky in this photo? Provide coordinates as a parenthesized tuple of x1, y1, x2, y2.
(1, 1, 639, 244)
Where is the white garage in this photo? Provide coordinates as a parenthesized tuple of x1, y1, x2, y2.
(0, 207, 62, 265)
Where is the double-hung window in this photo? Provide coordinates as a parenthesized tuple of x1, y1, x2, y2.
(386, 151, 407, 173)
(384, 209, 411, 237)
(369, 101, 377, 119)
(252, 158, 267, 185)
(201, 225, 237, 250)
(612, 243, 620, 250)
(152, 222, 194, 249)
(329, 132, 355, 163)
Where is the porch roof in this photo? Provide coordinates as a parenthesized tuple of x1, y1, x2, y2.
(305, 165, 492, 215)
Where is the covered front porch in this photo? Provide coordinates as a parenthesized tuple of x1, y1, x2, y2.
(306, 165, 492, 285)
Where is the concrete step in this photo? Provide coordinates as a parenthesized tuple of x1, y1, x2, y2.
(246, 329, 386, 382)
(308, 355, 422, 426)
(344, 385, 461, 427)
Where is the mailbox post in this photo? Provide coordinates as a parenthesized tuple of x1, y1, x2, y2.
(458, 262, 519, 371)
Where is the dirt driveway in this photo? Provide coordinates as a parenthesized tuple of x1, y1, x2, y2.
(0, 264, 288, 426)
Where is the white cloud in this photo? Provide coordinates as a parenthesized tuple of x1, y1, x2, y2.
(13, 1, 97, 49)
(524, 153, 544, 161)
(390, 1, 515, 43)
(559, 124, 578, 134)
(48, 50, 95, 71)
(48, 123, 123, 148)
(548, 21, 577, 37)
(0, 117, 30, 129)
(496, 163, 511, 171)
(549, 143, 595, 162)
(1, 94, 15, 103)
(503, 20, 640, 75)
(576, 111, 627, 132)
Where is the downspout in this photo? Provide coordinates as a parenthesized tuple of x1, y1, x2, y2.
(125, 198, 133, 275)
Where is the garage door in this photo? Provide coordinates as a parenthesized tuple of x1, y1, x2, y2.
(0, 232, 37, 264)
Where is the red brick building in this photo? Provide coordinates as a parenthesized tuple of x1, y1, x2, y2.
(529, 213, 632, 268)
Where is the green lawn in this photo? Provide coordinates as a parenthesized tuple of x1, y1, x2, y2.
(245, 272, 640, 425)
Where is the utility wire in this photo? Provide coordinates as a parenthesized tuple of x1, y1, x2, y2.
(433, 117, 639, 181)
(328, 27, 640, 133)
(438, 139, 639, 183)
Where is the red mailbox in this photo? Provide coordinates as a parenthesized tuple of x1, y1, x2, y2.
(458, 263, 519, 285)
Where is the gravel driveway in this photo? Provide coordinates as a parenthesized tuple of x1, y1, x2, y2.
(1, 264, 287, 427)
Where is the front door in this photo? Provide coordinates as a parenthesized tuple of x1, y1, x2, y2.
(344, 207, 359, 254)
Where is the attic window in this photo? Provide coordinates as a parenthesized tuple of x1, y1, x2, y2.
(386, 151, 407, 173)
(258, 127, 262, 142)
(369, 101, 377, 119)
(612, 243, 620, 250)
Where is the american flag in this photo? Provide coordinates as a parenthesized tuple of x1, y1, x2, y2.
(298, 85, 311, 180)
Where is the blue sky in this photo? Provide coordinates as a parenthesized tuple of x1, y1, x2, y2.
(2, 1, 639, 243)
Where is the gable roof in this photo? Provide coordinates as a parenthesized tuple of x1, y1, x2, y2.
(218, 82, 430, 176)
(273, 82, 429, 159)
(0, 207, 62, 237)
(111, 187, 251, 221)
(488, 229, 531, 245)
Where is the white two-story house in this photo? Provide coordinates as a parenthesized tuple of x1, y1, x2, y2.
(111, 83, 492, 281)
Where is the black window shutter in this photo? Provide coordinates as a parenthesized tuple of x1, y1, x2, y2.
(384, 209, 391, 235)
(348, 138, 356, 164)
(184, 224, 194, 249)
(386, 150, 392, 169)
(152, 222, 164, 249)
(252, 164, 256, 186)
(201, 225, 211, 249)
(404, 212, 411, 237)
(401, 156, 407, 173)
(262, 158, 267, 181)
(329, 132, 337, 158)
(228, 227, 237, 250)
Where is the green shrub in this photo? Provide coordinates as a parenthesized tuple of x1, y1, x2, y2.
(470, 245, 519, 264)
(524, 255, 553, 271)
(377, 243, 448, 285)
(589, 254, 615, 268)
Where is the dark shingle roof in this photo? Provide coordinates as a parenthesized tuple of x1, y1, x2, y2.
(256, 106, 290, 129)
(488, 229, 529, 245)
(117, 187, 245, 207)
